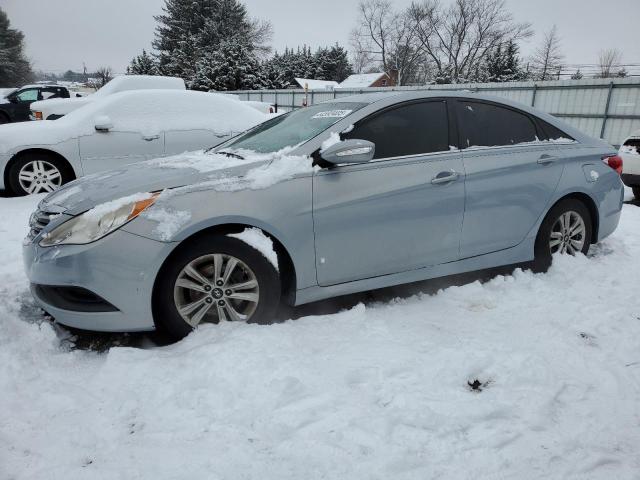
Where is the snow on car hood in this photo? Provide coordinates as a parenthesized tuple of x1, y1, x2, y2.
(0, 120, 73, 155)
(40, 148, 317, 215)
(30, 96, 92, 117)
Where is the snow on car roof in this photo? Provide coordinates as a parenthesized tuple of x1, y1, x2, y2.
(66, 89, 266, 135)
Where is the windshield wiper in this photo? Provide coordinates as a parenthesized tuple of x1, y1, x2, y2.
(217, 150, 245, 160)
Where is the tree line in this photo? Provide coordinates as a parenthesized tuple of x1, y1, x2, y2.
(0, 1, 633, 89)
(126, 0, 352, 90)
(351, 0, 628, 85)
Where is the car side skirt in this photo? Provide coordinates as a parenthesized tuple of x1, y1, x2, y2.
(294, 236, 534, 306)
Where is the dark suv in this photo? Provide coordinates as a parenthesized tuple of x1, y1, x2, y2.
(0, 85, 72, 124)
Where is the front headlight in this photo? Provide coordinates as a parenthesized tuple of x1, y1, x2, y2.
(40, 193, 159, 247)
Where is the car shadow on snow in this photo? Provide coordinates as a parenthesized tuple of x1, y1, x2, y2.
(35, 263, 526, 352)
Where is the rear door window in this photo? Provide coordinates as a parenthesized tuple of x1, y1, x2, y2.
(343, 101, 449, 159)
(40, 87, 65, 100)
(457, 101, 538, 148)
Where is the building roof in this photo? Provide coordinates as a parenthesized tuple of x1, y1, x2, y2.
(294, 78, 339, 90)
(337, 72, 388, 89)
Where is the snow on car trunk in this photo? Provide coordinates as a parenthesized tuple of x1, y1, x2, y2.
(1, 194, 640, 479)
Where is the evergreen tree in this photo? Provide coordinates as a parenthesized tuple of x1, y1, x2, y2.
(483, 41, 523, 83)
(152, 0, 270, 83)
(127, 50, 159, 75)
(263, 43, 353, 87)
(190, 40, 265, 91)
(0, 7, 33, 87)
(316, 44, 353, 82)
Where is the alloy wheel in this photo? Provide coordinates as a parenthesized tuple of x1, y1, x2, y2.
(549, 210, 586, 255)
(18, 160, 62, 194)
(173, 253, 260, 327)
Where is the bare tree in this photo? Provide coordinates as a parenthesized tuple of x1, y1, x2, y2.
(349, 28, 375, 73)
(87, 66, 113, 90)
(530, 25, 564, 81)
(247, 18, 273, 58)
(409, 0, 532, 83)
(351, 0, 425, 85)
(598, 48, 622, 78)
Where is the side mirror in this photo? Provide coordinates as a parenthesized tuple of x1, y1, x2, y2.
(94, 115, 113, 132)
(320, 139, 375, 165)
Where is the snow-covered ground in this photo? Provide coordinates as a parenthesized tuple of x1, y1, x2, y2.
(2, 192, 640, 479)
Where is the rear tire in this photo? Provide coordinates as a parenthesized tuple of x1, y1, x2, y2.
(7, 152, 73, 196)
(532, 199, 592, 273)
(633, 186, 640, 200)
(153, 234, 281, 340)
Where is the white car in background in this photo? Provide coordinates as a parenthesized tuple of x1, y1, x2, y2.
(0, 89, 266, 195)
(619, 131, 640, 199)
(30, 75, 185, 120)
(214, 92, 276, 114)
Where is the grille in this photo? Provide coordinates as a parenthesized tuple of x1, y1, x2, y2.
(29, 210, 54, 238)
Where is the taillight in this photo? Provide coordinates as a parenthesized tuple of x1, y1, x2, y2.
(34, 111, 43, 120)
(602, 154, 623, 175)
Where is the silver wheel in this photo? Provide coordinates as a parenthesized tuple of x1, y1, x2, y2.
(173, 254, 260, 327)
(18, 160, 62, 194)
(549, 210, 586, 255)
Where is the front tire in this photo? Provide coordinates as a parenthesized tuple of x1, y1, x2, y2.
(7, 153, 72, 196)
(153, 234, 281, 340)
(532, 199, 592, 273)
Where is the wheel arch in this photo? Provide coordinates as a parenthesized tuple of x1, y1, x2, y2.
(154, 222, 298, 307)
(545, 192, 599, 244)
(4, 148, 77, 189)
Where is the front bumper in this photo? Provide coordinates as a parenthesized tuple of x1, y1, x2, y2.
(23, 229, 177, 332)
(621, 173, 640, 188)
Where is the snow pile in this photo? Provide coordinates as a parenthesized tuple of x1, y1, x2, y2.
(620, 144, 639, 156)
(229, 228, 279, 270)
(142, 206, 191, 241)
(2, 196, 640, 479)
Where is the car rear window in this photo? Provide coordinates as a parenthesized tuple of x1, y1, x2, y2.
(538, 119, 574, 142)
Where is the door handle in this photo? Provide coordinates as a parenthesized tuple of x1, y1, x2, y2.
(431, 171, 460, 185)
(537, 154, 559, 165)
(143, 134, 160, 141)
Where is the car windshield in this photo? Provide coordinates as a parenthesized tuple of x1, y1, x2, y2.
(220, 102, 366, 153)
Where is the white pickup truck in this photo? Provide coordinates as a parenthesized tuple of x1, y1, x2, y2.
(30, 75, 185, 120)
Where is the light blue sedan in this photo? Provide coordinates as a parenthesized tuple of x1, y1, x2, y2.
(23, 91, 625, 339)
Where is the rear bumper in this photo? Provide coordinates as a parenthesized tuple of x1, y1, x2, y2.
(621, 173, 640, 187)
(23, 229, 177, 332)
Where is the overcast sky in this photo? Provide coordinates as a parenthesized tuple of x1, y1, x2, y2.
(3, 0, 640, 75)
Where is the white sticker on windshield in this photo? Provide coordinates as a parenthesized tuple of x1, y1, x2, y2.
(311, 109, 353, 119)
